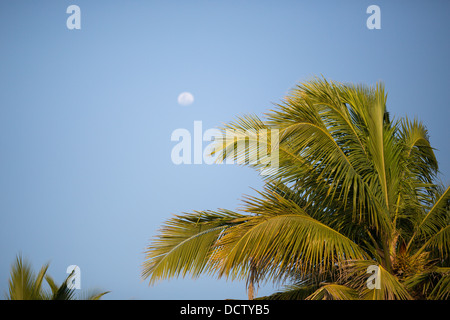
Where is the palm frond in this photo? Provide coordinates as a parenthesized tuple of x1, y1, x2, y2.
(142, 210, 246, 284)
(340, 260, 412, 300)
(256, 282, 318, 300)
(215, 212, 367, 284)
(6, 255, 47, 300)
(48, 273, 77, 300)
(428, 269, 450, 300)
(77, 289, 111, 300)
(409, 186, 450, 249)
(306, 283, 359, 300)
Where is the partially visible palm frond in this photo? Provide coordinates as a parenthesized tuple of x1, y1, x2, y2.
(142, 210, 246, 284)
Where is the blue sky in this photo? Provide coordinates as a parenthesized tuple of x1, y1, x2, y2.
(0, 0, 449, 299)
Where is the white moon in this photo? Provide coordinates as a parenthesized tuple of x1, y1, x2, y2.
(177, 92, 194, 106)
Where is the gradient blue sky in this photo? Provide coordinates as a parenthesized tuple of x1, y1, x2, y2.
(1, 0, 449, 300)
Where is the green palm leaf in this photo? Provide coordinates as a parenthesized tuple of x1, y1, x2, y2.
(412, 187, 450, 244)
(5, 254, 109, 300)
(142, 210, 245, 284)
(340, 260, 412, 300)
(306, 283, 359, 300)
(215, 213, 367, 283)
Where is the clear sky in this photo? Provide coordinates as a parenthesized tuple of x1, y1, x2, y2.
(0, 0, 449, 300)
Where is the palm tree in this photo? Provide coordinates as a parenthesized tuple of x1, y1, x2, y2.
(142, 77, 449, 300)
(5, 254, 109, 300)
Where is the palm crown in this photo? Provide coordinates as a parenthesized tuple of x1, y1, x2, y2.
(5, 254, 109, 300)
(142, 77, 449, 300)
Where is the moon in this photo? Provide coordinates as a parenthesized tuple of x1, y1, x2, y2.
(177, 92, 194, 106)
